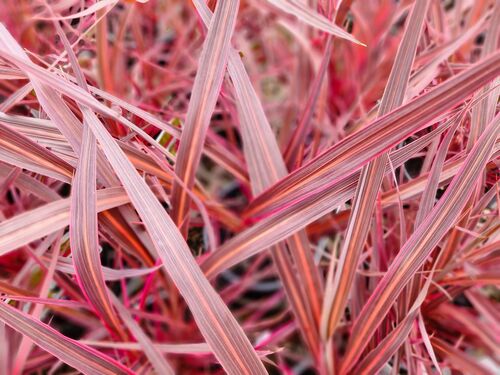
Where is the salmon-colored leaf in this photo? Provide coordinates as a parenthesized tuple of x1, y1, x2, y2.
(0, 301, 133, 375)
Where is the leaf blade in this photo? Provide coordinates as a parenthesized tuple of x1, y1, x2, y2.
(247, 51, 500, 218)
(170, 0, 240, 233)
(0, 301, 133, 375)
(266, 0, 364, 46)
(320, 0, 430, 338)
(340, 113, 500, 372)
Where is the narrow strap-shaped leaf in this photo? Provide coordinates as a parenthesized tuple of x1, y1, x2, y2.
(431, 337, 490, 375)
(340, 113, 500, 373)
(466, 0, 500, 149)
(0, 162, 60, 202)
(70, 122, 126, 337)
(56, 19, 125, 340)
(52, 257, 161, 281)
(0, 12, 266, 368)
(80, 340, 210, 354)
(436, 302, 499, 356)
(201, 129, 500, 278)
(352, 267, 436, 375)
(80, 100, 267, 375)
(414, 120, 460, 226)
(194, 0, 322, 354)
(4, 134, 476, 276)
(247, 51, 500, 218)
(284, 36, 333, 169)
(266, 0, 364, 46)
(12, 236, 61, 374)
(34, 0, 118, 21)
(0, 187, 130, 255)
(432, 2, 500, 289)
(110, 294, 174, 375)
(320, 0, 430, 339)
(465, 290, 500, 329)
(0, 129, 267, 374)
(0, 301, 134, 375)
(170, 0, 240, 234)
(0, 24, 119, 187)
(1, 40, 268, 367)
(408, 116, 462, 322)
(0, 121, 73, 182)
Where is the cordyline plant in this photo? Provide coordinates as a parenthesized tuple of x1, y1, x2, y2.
(0, 0, 498, 374)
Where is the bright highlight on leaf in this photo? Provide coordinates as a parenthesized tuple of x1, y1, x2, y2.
(0, 0, 498, 373)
